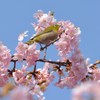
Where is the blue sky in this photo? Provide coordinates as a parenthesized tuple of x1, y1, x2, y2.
(0, 0, 100, 100)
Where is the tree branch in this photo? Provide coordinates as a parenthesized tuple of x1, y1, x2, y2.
(36, 59, 71, 67)
(89, 60, 100, 69)
(11, 55, 71, 67)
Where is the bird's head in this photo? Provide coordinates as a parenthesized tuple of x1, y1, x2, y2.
(53, 24, 60, 30)
(53, 24, 65, 35)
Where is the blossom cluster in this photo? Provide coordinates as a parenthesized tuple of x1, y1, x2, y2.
(33, 10, 56, 34)
(0, 10, 99, 100)
(0, 42, 11, 67)
(0, 42, 11, 87)
(72, 82, 100, 100)
(13, 42, 40, 67)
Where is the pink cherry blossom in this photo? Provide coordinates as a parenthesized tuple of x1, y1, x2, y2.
(0, 42, 11, 67)
(12, 67, 35, 86)
(54, 22, 88, 88)
(70, 49, 88, 81)
(55, 49, 88, 88)
(18, 30, 28, 42)
(13, 69, 27, 85)
(92, 69, 100, 82)
(0, 10, 95, 100)
(42, 62, 56, 74)
(3, 84, 45, 100)
(33, 10, 56, 33)
(12, 69, 45, 100)
(55, 21, 80, 60)
(0, 74, 9, 87)
(34, 10, 44, 20)
(72, 82, 100, 100)
(26, 44, 40, 67)
(31, 85, 45, 100)
(42, 63, 55, 86)
(87, 63, 100, 82)
(13, 42, 28, 61)
(31, 63, 55, 92)
(13, 42, 40, 67)
(10, 86, 34, 100)
(55, 76, 77, 88)
(0, 68, 8, 87)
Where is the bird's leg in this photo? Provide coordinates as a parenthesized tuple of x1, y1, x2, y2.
(40, 38, 60, 51)
(39, 44, 47, 59)
(43, 47, 47, 59)
(39, 44, 44, 51)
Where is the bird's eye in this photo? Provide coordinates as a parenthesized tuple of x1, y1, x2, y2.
(60, 25, 63, 28)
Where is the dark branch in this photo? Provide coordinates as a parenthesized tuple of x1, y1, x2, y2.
(36, 59, 71, 66)
(89, 60, 100, 69)
(11, 55, 71, 67)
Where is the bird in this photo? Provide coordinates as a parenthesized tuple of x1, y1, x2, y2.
(25, 24, 61, 45)
(25, 24, 62, 59)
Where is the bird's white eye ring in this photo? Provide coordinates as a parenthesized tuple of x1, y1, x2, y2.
(60, 25, 64, 28)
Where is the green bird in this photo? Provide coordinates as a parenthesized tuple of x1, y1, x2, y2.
(26, 24, 61, 45)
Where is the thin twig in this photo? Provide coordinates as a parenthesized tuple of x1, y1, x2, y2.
(13, 62, 16, 71)
(93, 60, 100, 65)
(43, 47, 47, 59)
(89, 60, 100, 69)
(33, 63, 36, 73)
(40, 38, 59, 51)
(8, 60, 16, 76)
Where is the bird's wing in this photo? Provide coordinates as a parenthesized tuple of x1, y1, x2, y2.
(36, 30, 58, 44)
(31, 25, 55, 39)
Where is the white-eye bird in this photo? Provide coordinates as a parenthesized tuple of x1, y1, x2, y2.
(26, 24, 61, 45)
